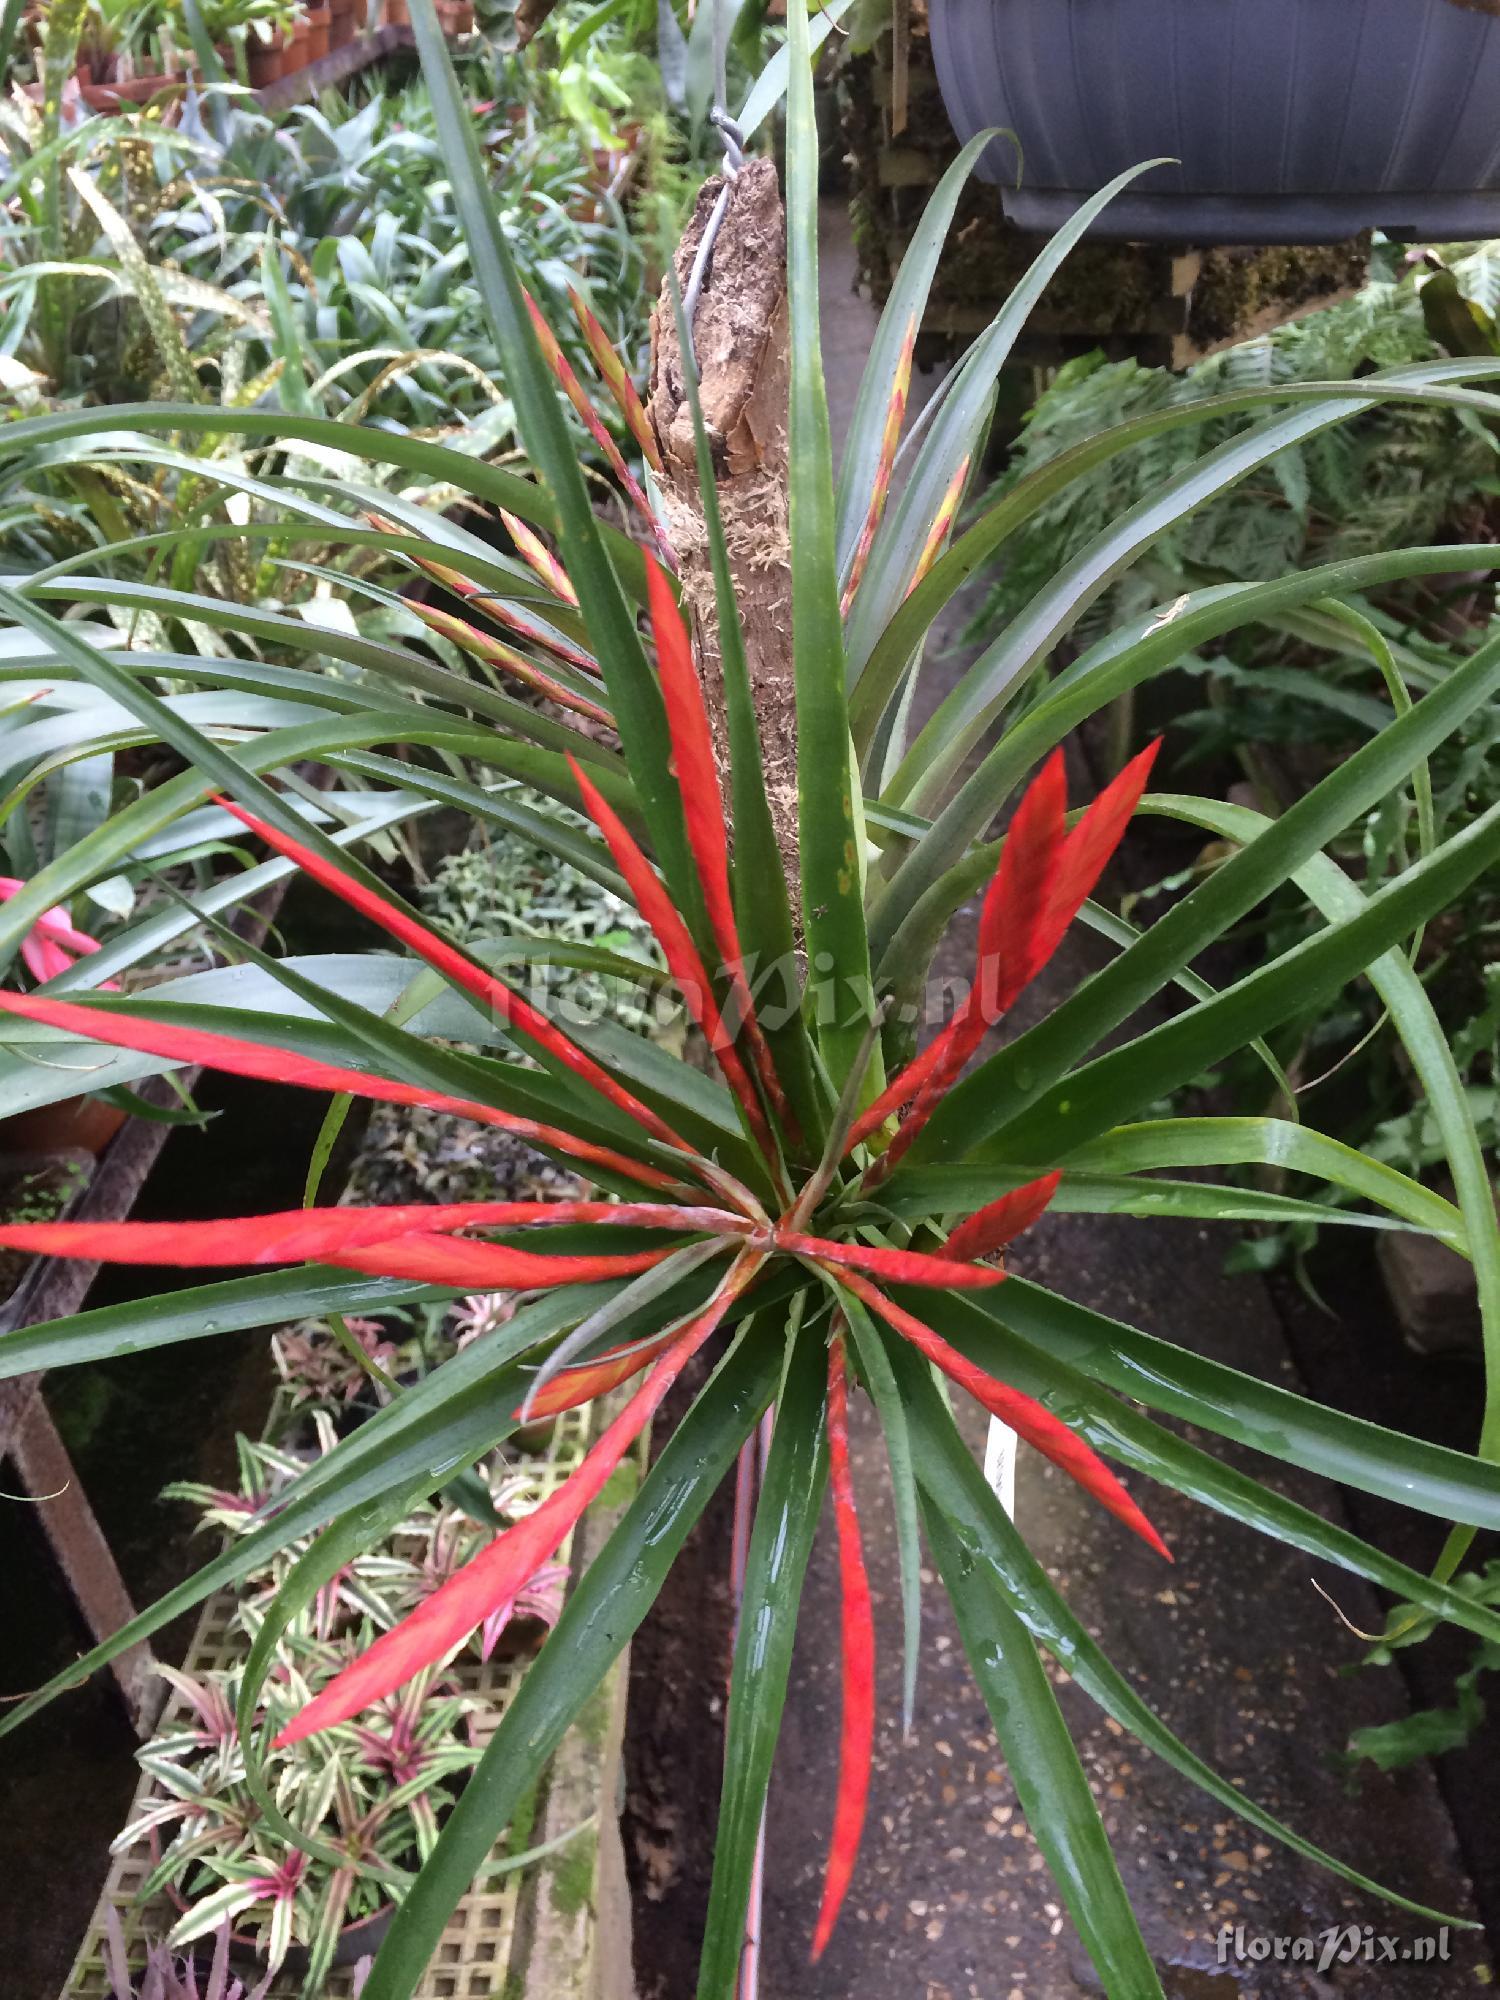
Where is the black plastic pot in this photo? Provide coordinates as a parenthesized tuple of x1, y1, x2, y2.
(929, 0, 1500, 242)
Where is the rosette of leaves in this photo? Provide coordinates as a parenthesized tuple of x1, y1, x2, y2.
(6, 8, 1500, 1995)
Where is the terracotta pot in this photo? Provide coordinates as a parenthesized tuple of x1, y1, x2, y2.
(385, 0, 410, 27)
(1, 1094, 128, 1160)
(329, 0, 358, 50)
(247, 28, 284, 84)
(304, 3, 331, 61)
(287, 13, 311, 67)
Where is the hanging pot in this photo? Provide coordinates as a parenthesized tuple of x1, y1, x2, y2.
(929, 0, 1500, 243)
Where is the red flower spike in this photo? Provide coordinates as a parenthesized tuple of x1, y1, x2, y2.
(522, 290, 666, 548)
(845, 754, 1070, 1168)
(780, 1231, 1005, 1291)
(841, 315, 916, 619)
(0, 1199, 745, 1270)
(646, 563, 797, 1140)
(1033, 740, 1161, 971)
(0, 990, 679, 1191)
(811, 1330, 875, 1961)
(364, 514, 606, 681)
(327, 1232, 683, 1291)
(905, 453, 971, 598)
(213, 798, 693, 1159)
(940, 1172, 1062, 1265)
(275, 1257, 760, 1747)
(837, 1271, 1171, 1562)
(565, 756, 781, 1172)
(498, 509, 579, 607)
(410, 603, 613, 726)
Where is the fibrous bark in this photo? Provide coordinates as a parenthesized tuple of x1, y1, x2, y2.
(647, 157, 800, 911)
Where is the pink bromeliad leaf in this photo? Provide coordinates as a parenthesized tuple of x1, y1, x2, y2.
(566, 755, 782, 1173)
(0, 876, 119, 989)
(274, 1255, 761, 1746)
(646, 562, 797, 1139)
(836, 1269, 1171, 1561)
(939, 1172, 1063, 1265)
(811, 1330, 875, 1961)
(0, 989, 681, 1191)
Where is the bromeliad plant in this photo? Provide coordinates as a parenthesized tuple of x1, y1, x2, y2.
(7, 5, 1500, 1994)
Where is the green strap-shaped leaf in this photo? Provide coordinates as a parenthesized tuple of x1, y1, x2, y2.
(854, 373, 1500, 743)
(884, 358, 1500, 816)
(407, 0, 698, 919)
(842, 160, 1172, 683)
(833, 131, 995, 572)
(960, 1277, 1500, 1532)
(909, 1287, 1500, 1653)
(920, 631, 1500, 1162)
(698, 1321, 829, 1999)
(363, 1332, 782, 2000)
(873, 540, 1500, 959)
(924, 1503, 1165, 1999)
(897, 1345, 1473, 1928)
(0, 1267, 438, 1379)
(786, 0, 877, 1094)
(885, 1118, 1461, 1243)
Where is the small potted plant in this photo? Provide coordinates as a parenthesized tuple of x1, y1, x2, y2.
(124, 1645, 477, 1989)
(100, 1913, 271, 1999)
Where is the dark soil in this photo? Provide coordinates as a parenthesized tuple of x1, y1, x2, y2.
(619, 1339, 740, 2000)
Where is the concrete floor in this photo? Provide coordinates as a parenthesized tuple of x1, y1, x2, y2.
(751, 206, 1493, 2000)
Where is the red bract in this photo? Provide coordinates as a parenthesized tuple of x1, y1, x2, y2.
(776, 1230, 1005, 1290)
(811, 1331, 874, 1960)
(836, 1269, 1170, 1562)
(0, 989, 680, 1191)
(0, 1199, 742, 1267)
(524, 1329, 679, 1419)
(275, 1254, 760, 1747)
(940, 1172, 1063, 1265)
(850, 744, 1159, 1174)
(326, 1232, 678, 1291)
(646, 563, 797, 1140)
(566, 756, 783, 1175)
(213, 797, 694, 1159)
